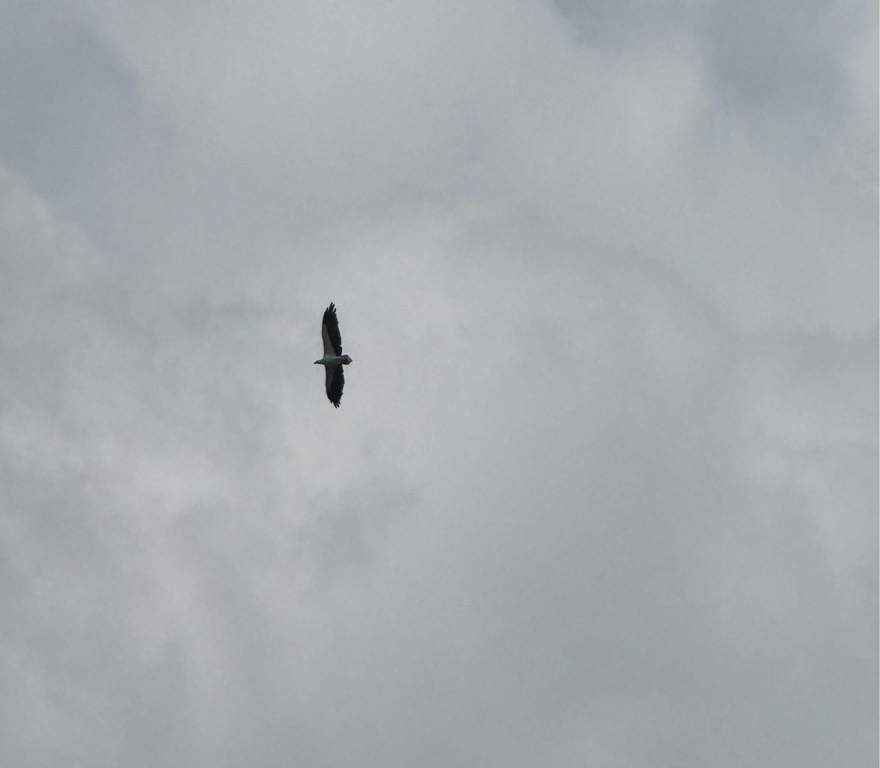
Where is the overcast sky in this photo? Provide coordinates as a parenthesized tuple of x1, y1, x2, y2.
(0, 1, 877, 766)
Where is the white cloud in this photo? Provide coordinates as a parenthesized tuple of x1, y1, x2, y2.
(0, 2, 875, 766)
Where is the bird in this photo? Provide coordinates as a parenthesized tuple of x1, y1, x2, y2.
(314, 302, 353, 408)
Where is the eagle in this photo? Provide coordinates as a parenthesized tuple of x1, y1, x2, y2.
(314, 302, 353, 408)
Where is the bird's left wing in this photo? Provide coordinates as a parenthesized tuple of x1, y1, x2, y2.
(325, 365, 344, 408)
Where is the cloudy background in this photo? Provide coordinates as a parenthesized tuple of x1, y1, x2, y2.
(0, 0, 876, 765)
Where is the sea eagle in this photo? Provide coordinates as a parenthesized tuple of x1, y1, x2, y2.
(314, 302, 352, 408)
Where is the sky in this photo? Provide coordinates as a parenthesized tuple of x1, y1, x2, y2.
(0, 1, 877, 766)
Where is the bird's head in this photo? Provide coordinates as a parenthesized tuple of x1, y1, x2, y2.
(341, 355, 353, 364)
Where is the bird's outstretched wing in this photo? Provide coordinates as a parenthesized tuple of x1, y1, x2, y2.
(322, 303, 343, 356)
(325, 365, 344, 408)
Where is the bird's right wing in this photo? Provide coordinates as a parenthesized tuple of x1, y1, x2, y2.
(322, 303, 343, 356)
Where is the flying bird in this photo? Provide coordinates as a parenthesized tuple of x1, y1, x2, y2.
(314, 302, 353, 408)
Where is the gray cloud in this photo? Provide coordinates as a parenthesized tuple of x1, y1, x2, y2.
(0, 2, 137, 212)
(0, 2, 875, 767)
